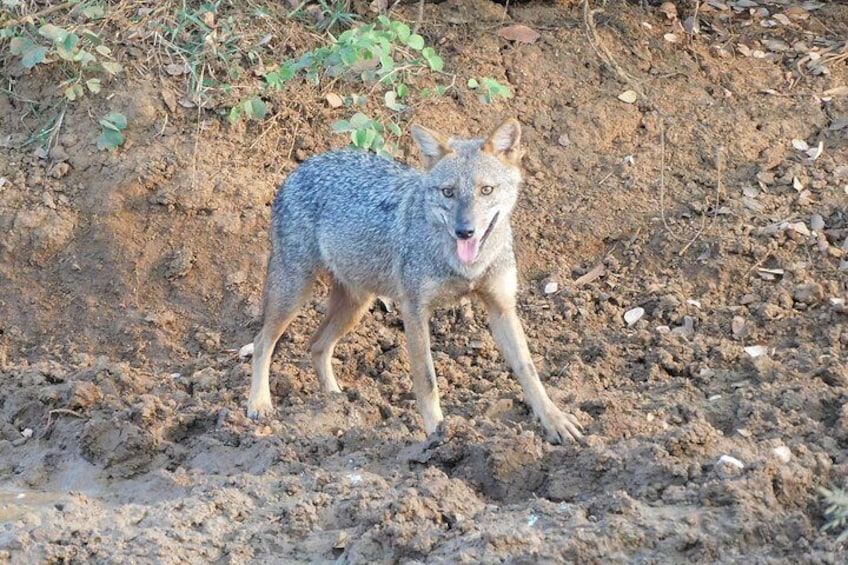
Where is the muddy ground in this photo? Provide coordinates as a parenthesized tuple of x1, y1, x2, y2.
(1, 0, 847, 563)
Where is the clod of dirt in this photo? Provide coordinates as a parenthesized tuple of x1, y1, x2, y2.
(497, 24, 540, 44)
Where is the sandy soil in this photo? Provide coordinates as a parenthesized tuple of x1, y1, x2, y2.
(1, 0, 847, 563)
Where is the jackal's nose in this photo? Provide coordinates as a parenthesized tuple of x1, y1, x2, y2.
(455, 227, 475, 240)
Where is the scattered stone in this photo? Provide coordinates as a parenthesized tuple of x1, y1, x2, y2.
(671, 316, 695, 339)
(624, 307, 644, 327)
(793, 282, 823, 305)
(238, 343, 254, 359)
(772, 445, 792, 463)
(744, 345, 768, 358)
(740, 293, 757, 305)
(731, 316, 749, 338)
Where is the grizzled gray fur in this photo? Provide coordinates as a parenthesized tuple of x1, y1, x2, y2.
(247, 119, 584, 444)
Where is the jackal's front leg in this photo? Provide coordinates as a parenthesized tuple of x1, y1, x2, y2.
(401, 307, 444, 436)
(481, 269, 584, 444)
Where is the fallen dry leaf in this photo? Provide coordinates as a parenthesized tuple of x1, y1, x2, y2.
(325, 92, 344, 108)
(498, 24, 540, 44)
(574, 263, 605, 286)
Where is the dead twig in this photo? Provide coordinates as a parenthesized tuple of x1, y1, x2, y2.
(678, 145, 724, 256)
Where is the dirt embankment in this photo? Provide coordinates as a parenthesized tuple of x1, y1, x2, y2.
(1, 0, 847, 563)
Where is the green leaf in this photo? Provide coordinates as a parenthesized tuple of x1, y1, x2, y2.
(97, 128, 124, 151)
(379, 53, 394, 72)
(467, 78, 479, 89)
(228, 105, 244, 124)
(396, 83, 409, 98)
(38, 24, 68, 42)
(9, 36, 29, 55)
(364, 127, 378, 149)
(63, 84, 83, 101)
(100, 61, 123, 75)
(391, 21, 411, 43)
(331, 120, 351, 132)
(101, 112, 128, 130)
(386, 121, 402, 136)
(248, 98, 267, 120)
(351, 128, 367, 148)
(384, 91, 405, 111)
(10, 37, 48, 69)
(349, 112, 371, 129)
(435, 85, 448, 96)
(406, 33, 424, 50)
(55, 33, 80, 61)
(95, 45, 112, 56)
(86, 78, 102, 94)
(82, 5, 106, 19)
(426, 54, 443, 72)
(74, 49, 97, 66)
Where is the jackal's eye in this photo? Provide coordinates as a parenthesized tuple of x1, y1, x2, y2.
(441, 187, 455, 198)
(480, 185, 494, 195)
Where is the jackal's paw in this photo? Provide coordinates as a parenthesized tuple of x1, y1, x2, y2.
(246, 397, 274, 420)
(539, 407, 585, 445)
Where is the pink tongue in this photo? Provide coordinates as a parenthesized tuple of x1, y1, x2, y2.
(457, 238, 480, 264)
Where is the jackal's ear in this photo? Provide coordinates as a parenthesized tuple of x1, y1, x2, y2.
(411, 124, 452, 169)
(482, 118, 522, 164)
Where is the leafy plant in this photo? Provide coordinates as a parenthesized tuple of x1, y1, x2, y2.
(290, 0, 359, 33)
(97, 112, 128, 151)
(467, 77, 512, 104)
(331, 111, 403, 154)
(262, 15, 446, 155)
(7, 22, 123, 100)
(228, 97, 267, 124)
(820, 486, 848, 543)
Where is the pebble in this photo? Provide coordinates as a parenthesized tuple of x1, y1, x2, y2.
(772, 446, 792, 464)
(731, 316, 748, 338)
(744, 345, 768, 358)
(624, 307, 644, 327)
(671, 316, 695, 339)
(238, 343, 254, 359)
(793, 282, 823, 305)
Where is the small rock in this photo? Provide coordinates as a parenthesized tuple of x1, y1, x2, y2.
(810, 213, 825, 232)
(191, 367, 220, 392)
(659, 1, 677, 19)
(238, 343, 254, 359)
(731, 316, 749, 339)
(21, 428, 33, 438)
(756, 171, 775, 185)
(671, 316, 695, 339)
(557, 134, 570, 147)
(624, 307, 645, 327)
(740, 293, 758, 305)
(48, 162, 71, 179)
(793, 282, 823, 305)
(716, 454, 745, 477)
(772, 445, 792, 464)
(744, 345, 768, 358)
(166, 247, 195, 280)
(543, 280, 559, 295)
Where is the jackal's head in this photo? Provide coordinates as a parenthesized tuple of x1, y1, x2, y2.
(411, 119, 524, 266)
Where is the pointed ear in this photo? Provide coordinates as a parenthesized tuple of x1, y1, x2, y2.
(411, 124, 452, 169)
(482, 118, 523, 164)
